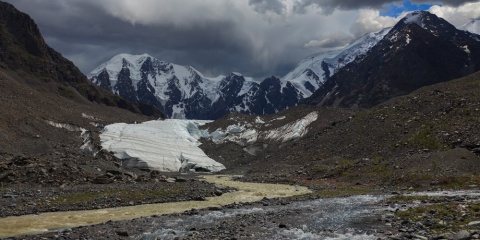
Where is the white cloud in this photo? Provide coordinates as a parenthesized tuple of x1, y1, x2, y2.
(349, 9, 399, 38)
(428, 2, 480, 27)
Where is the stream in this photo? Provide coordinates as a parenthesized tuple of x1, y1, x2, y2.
(0, 175, 310, 238)
(136, 194, 388, 240)
(2, 175, 479, 239)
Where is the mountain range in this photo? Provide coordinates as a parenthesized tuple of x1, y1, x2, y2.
(87, 27, 392, 120)
(89, 12, 480, 120)
(88, 54, 304, 119)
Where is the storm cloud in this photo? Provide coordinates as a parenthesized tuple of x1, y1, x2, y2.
(4, 0, 480, 79)
(249, 0, 287, 15)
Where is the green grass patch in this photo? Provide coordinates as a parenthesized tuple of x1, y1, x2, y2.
(386, 195, 437, 204)
(309, 187, 372, 198)
(48, 187, 182, 206)
(409, 128, 442, 150)
(396, 202, 480, 232)
(57, 85, 77, 99)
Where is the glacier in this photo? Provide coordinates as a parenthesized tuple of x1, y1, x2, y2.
(100, 119, 226, 172)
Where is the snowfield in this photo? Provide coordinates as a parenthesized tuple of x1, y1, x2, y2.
(210, 112, 318, 146)
(100, 120, 225, 172)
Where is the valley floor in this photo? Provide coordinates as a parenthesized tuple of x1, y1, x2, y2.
(2, 175, 480, 240)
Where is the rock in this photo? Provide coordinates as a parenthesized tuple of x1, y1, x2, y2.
(175, 177, 188, 183)
(116, 231, 129, 237)
(452, 230, 470, 240)
(106, 169, 123, 175)
(412, 234, 428, 240)
(468, 221, 480, 227)
(0, 171, 13, 182)
(194, 196, 206, 201)
(2, 194, 17, 199)
(278, 223, 287, 228)
(165, 178, 176, 183)
(124, 172, 137, 179)
(92, 176, 114, 184)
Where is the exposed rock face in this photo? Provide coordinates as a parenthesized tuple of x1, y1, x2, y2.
(306, 11, 480, 108)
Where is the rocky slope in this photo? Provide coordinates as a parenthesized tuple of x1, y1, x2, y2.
(201, 70, 480, 188)
(0, 2, 163, 118)
(306, 11, 480, 109)
(0, 1, 165, 185)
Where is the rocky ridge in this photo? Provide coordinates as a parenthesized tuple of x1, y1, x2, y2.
(306, 11, 480, 109)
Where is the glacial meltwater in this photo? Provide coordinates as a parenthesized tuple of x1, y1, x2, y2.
(0, 175, 310, 238)
(2, 175, 479, 239)
(136, 195, 387, 240)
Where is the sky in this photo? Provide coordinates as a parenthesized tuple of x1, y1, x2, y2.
(4, 0, 480, 79)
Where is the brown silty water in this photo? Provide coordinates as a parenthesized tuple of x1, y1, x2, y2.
(0, 175, 311, 238)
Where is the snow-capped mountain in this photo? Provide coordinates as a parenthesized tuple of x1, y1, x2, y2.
(89, 25, 398, 120)
(307, 11, 480, 108)
(459, 18, 480, 35)
(282, 27, 391, 97)
(89, 54, 301, 119)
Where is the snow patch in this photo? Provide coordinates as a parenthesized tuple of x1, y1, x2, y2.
(404, 12, 424, 27)
(211, 112, 318, 147)
(100, 120, 225, 172)
(255, 117, 265, 124)
(263, 112, 318, 143)
(45, 121, 94, 155)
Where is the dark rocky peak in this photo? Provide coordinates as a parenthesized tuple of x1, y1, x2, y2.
(121, 58, 131, 69)
(93, 69, 112, 91)
(219, 73, 245, 92)
(391, 11, 457, 38)
(260, 76, 281, 91)
(140, 56, 153, 73)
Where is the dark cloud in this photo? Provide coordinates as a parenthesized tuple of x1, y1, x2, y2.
(3, 0, 478, 80)
(249, 0, 286, 15)
(293, 0, 475, 14)
(4, 0, 256, 77)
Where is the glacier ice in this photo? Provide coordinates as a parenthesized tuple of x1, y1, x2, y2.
(100, 119, 225, 172)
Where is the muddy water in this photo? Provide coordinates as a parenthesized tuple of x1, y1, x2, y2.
(0, 175, 311, 238)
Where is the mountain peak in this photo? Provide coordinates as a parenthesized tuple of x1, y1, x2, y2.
(394, 10, 456, 36)
(306, 11, 480, 109)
